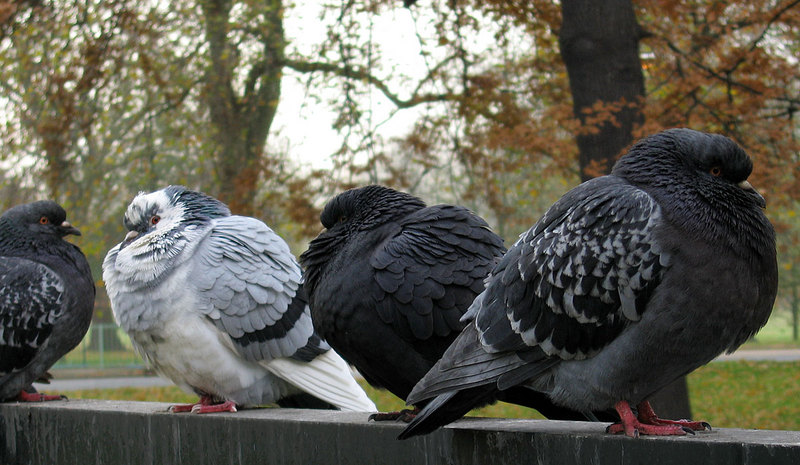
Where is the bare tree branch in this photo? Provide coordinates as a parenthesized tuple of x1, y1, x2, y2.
(283, 58, 456, 109)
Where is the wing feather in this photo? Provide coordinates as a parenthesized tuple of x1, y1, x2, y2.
(190, 216, 314, 362)
(0, 258, 65, 375)
(476, 176, 668, 361)
(408, 177, 670, 406)
(369, 205, 505, 342)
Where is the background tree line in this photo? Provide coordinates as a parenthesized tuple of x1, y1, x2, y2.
(1, 0, 799, 415)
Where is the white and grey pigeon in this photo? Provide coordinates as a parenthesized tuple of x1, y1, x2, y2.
(0, 201, 95, 402)
(399, 128, 778, 439)
(102, 186, 376, 413)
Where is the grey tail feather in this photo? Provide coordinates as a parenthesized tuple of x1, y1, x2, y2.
(291, 332, 330, 363)
(398, 385, 499, 440)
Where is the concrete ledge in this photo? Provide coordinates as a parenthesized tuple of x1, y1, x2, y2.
(2, 399, 799, 465)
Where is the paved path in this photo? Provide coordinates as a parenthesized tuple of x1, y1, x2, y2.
(713, 349, 800, 362)
(34, 349, 800, 393)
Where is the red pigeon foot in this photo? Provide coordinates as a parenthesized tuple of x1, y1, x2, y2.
(634, 400, 711, 431)
(17, 390, 66, 402)
(169, 402, 196, 413)
(606, 401, 711, 437)
(191, 400, 237, 414)
(169, 396, 237, 413)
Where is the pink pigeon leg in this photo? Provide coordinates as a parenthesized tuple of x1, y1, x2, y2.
(190, 399, 237, 414)
(17, 389, 66, 402)
(635, 400, 711, 431)
(606, 401, 698, 437)
(169, 395, 235, 413)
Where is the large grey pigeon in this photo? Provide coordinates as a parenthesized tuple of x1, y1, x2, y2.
(102, 186, 376, 413)
(399, 128, 778, 438)
(300, 185, 615, 422)
(0, 201, 95, 402)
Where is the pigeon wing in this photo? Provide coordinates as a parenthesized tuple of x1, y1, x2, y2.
(0, 258, 65, 376)
(479, 176, 668, 359)
(369, 205, 505, 347)
(189, 216, 315, 363)
(409, 177, 670, 402)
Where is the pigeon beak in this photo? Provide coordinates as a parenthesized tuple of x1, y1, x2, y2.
(59, 221, 82, 236)
(738, 180, 766, 209)
(115, 230, 140, 251)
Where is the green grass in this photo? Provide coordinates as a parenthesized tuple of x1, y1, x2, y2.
(62, 360, 800, 431)
(56, 349, 142, 367)
(741, 312, 800, 349)
(688, 361, 800, 431)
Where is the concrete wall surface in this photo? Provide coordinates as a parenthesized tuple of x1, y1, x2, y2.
(1, 399, 799, 465)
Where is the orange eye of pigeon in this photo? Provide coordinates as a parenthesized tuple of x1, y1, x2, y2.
(150, 215, 161, 225)
(39, 216, 49, 225)
(710, 166, 722, 177)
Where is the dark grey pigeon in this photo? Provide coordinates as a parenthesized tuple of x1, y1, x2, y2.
(0, 201, 95, 402)
(102, 186, 375, 413)
(300, 185, 615, 422)
(399, 128, 778, 439)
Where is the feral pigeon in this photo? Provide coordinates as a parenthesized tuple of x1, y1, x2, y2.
(300, 185, 614, 422)
(399, 128, 778, 438)
(102, 186, 376, 413)
(0, 201, 95, 402)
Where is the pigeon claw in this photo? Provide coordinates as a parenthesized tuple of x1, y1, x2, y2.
(608, 400, 711, 438)
(635, 400, 712, 432)
(191, 400, 237, 414)
(368, 408, 419, 423)
(168, 403, 196, 413)
(606, 421, 692, 437)
(169, 396, 237, 414)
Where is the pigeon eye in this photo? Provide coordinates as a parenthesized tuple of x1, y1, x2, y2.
(150, 215, 161, 225)
(710, 166, 722, 177)
(39, 216, 49, 225)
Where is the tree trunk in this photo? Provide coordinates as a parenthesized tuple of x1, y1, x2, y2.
(558, 0, 692, 419)
(200, 0, 284, 215)
(558, 0, 645, 181)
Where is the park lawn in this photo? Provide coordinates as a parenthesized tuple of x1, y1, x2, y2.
(64, 360, 800, 431)
(687, 360, 800, 431)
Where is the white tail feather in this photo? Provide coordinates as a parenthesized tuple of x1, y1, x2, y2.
(264, 350, 376, 412)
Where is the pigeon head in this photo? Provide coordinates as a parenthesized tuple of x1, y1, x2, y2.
(120, 186, 230, 246)
(319, 185, 426, 232)
(0, 200, 81, 242)
(300, 185, 427, 301)
(613, 128, 773, 254)
(613, 128, 762, 205)
(108, 186, 229, 284)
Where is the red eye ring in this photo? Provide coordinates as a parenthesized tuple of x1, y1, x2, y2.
(39, 216, 49, 225)
(150, 215, 160, 225)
